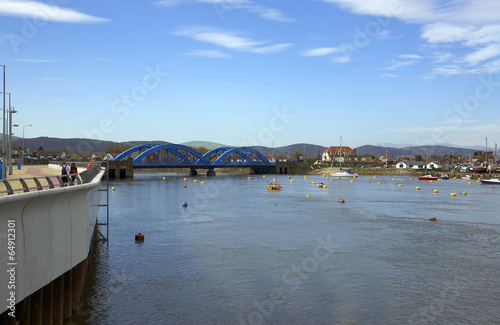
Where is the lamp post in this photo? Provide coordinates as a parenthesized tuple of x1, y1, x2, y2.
(1, 65, 6, 179)
(23, 124, 32, 164)
(8, 106, 17, 175)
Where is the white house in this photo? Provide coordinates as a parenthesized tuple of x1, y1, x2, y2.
(426, 161, 442, 169)
(396, 160, 427, 169)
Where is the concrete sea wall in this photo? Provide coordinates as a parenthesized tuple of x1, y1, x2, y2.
(0, 168, 105, 323)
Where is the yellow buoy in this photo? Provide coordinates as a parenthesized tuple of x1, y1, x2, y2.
(111, 187, 116, 191)
(312, 181, 316, 184)
(273, 178, 276, 182)
(453, 177, 456, 180)
(373, 175, 377, 179)
(200, 181, 204, 184)
(398, 184, 402, 187)
(290, 180, 294, 183)
(450, 193, 456, 196)
(306, 195, 312, 198)
(263, 175, 266, 178)
(330, 179, 333, 181)
(339, 199, 345, 203)
(477, 179, 480, 183)
(411, 177, 414, 180)
(416, 187, 421, 190)
(437, 178, 441, 181)
(377, 182, 381, 185)
(468, 182, 472, 185)
(323, 174, 326, 177)
(367, 177, 370, 180)
(434, 190, 439, 193)
(391, 178, 395, 181)
(162, 177, 166, 180)
(430, 180, 434, 183)
(183, 178, 187, 181)
(463, 191, 467, 195)
(323, 185, 327, 188)
(350, 180, 354, 183)
(193, 179, 197, 182)
(248, 177, 251, 179)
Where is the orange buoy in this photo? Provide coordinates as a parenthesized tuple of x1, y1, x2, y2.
(135, 233, 144, 240)
(429, 217, 437, 221)
(183, 184, 187, 188)
(87, 163, 91, 169)
(339, 199, 345, 203)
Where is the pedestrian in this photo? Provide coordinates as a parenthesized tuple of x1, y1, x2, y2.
(70, 162, 78, 182)
(60, 161, 70, 185)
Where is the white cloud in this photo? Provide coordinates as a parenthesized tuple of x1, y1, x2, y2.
(301, 47, 340, 57)
(332, 55, 351, 63)
(182, 49, 230, 58)
(156, 0, 292, 22)
(0, 0, 109, 23)
(464, 43, 500, 66)
(322, 1, 500, 78)
(432, 52, 453, 63)
(383, 60, 418, 70)
(399, 54, 422, 59)
(424, 65, 463, 79)
(467, 58, 500, 74)
(319, 0, 500, 25)
(173, 27, 292, 54)
(382, 73, 398, 78)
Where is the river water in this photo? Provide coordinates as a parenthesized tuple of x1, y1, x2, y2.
(67, 173, 500, 324)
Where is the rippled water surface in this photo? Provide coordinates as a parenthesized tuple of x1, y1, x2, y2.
(68, 173, 500, 324)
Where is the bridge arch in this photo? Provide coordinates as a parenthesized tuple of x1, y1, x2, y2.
(113, 144, 158, 161)
(212, 147, 272, 166)
(133, 144, 210, 166)
(203, 147, 234, 162)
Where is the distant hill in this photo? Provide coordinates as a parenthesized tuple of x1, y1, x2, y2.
(249, 143, 328, 159)
(181, 141, 228, 150)
(8, 136, 481, 159)
(355, 145, 477, 158)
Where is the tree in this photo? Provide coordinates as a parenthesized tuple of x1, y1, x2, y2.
(414, 154, 423, 161)
(293, 149, 303, 161)
(38, 146, 44, 150)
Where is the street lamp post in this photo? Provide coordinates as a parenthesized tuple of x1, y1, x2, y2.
(23, 124, 32, 164)
(1, 65, 6, 179)
(8, 106, 17, 175)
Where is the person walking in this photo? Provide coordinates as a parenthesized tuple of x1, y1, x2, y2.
(70, 162, 78, 182)
(60, 161, 70, 185)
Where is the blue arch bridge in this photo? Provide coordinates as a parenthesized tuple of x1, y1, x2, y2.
(111, 144, 277, 177)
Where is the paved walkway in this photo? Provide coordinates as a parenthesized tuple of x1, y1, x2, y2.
(1, 165, 62, 196)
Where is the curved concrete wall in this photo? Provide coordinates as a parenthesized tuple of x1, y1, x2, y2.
(0, 168, 104, 313)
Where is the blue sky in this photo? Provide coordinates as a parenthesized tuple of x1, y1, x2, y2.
(1, 0, 499, 150)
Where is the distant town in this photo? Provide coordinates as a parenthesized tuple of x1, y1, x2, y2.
(2, 136, 498, 172)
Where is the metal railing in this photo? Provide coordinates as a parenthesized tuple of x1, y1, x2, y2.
(0, 166, 103, 196)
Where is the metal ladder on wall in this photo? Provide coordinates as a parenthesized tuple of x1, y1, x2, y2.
(97, 160, 109, 243)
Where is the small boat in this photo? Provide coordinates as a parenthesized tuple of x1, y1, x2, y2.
(317, 182, 325, 187)
(480, 178, 500, 185)
(267, 180, 282, 190)
(418, 174, 438, 181)
(330, 168, 358, 178)
(440, 174, 449, 179)
(462, 175, 471, 179)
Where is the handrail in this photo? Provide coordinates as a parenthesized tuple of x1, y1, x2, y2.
(0, 166, 103, 196)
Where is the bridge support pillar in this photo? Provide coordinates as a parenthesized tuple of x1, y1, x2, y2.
(207, 169, 216, 177)
(189, 168, 198, 176)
